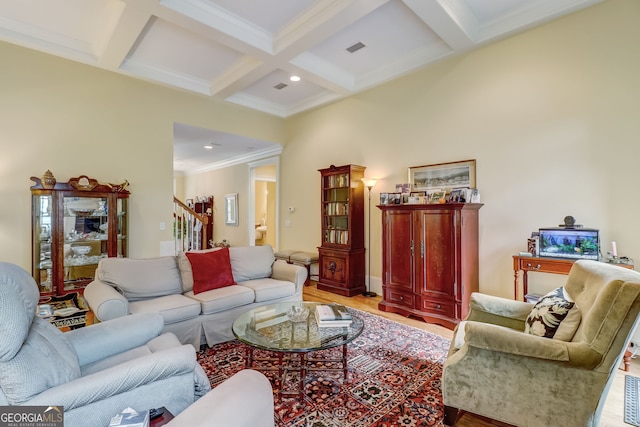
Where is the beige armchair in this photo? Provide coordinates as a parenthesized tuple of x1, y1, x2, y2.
(442, 260, 640, 427)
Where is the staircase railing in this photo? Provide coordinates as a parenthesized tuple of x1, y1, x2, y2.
(173, 197, 210, 253)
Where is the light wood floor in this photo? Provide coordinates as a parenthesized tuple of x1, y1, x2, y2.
(303, 282, 639, 427)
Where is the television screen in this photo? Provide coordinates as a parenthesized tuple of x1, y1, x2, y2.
(538, 228, 599, 260)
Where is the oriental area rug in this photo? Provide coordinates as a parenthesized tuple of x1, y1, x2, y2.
(196, 309, 451, 427)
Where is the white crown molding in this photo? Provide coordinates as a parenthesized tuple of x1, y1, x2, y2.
(184, 145, 284, 175)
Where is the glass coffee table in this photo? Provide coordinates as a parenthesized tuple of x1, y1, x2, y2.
(232, 301, 364, 399)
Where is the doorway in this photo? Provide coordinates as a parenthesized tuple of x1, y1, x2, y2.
(248, 157, 279, 249)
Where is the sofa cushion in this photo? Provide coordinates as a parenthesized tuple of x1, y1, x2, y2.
(178, 248, 222, 293)
(229, 246, 275, 282)
(129, 294, 202, 324)
(184, 286, 255, 315)
(97, 257, 182, 301)
(186, 248, 236, 294)
(239, 278, 296, 303)
(525, 287, 581, 341)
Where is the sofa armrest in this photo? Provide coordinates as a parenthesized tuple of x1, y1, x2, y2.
(167, 369, 274, 427)
(465, 292, 533, 330)
(271, 260, 307, 293)
(27, 345, 197, 410)
(65, 313, 164, 366)
(84, 279, 129, 321)
(462, 321, 602, 368)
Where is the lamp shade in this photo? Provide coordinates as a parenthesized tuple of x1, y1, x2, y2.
(361, 178, 378, 189)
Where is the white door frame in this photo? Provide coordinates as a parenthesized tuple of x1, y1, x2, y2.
(248, 156, 279, 249)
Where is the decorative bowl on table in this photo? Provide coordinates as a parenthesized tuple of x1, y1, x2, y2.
(71, 245, 91, 257)
(286, 305, 309, 322)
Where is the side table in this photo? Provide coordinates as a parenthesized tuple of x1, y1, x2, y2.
(149, 407, 174, 427)
(512, 256, 573, 300)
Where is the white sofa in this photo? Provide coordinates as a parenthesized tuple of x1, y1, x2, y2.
(84, 245, 306, 347)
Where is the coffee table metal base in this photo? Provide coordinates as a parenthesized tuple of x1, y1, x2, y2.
(245, 343, 350, 401)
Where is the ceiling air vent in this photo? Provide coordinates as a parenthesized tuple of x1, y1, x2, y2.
(346, 42, 366, 53)
(273, 83, 288, 90)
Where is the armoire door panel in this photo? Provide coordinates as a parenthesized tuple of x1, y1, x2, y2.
(383, 210, 413, 292)
(416, 210, 456, 298)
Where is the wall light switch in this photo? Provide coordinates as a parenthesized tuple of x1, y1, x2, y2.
(284, 220, 292, 227)
(160, 222, 166, 231)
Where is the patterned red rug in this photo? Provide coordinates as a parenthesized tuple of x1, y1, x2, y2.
(197, 309, 451, 426)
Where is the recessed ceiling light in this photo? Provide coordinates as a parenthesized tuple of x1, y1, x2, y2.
(204, 144, 214, 149)
(289, 75, 300, 82)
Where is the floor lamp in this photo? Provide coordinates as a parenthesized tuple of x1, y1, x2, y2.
(362, 178, 378, 297)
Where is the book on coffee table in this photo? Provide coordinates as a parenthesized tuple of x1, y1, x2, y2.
(315, 304, 352, 327)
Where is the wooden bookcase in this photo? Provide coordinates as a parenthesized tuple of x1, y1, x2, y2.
(317, 164, 365, 296)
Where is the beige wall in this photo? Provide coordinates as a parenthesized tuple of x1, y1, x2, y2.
(280, 0, 640, 298)
(3, 0, 639, 302)
(179, 164, 250, 246)
(0, 41, 283, 269)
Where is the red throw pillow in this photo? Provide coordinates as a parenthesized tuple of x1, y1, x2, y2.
(186, 247, 236, 294)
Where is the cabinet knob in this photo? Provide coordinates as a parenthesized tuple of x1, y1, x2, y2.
(436, 304, 441, 309)
(526, 263, 541, 271)
(399, 296, 404, 300)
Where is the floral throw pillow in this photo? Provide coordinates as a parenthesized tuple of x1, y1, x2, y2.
(524, 287, 581, 341)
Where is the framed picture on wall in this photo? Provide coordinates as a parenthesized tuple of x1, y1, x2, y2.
(409, 159, 476, 192)
(224, 193, 238, 226)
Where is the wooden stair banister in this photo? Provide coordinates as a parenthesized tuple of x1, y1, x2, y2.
(173, 196, 212, 253)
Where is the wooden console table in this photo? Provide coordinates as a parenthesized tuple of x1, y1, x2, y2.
(513, 256, 574, 300)
(513, 255, 634, 301)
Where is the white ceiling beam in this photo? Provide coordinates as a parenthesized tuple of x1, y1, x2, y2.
(403, 0, 479, 51)
(98, 2, 154, 69)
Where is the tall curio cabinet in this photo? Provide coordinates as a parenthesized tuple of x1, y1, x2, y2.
(30, 173, 129, 297)
(317, 164, 365, 296)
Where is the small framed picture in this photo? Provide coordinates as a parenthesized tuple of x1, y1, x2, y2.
(429, 190, 446, 204)
(396, 183, 410, 194)
(470, 188, 481, 203)
(448, 189, 462, 203)
(379, 193, 389, 205)
(410, 191, 426, 197)
(389, 193, 402, 205)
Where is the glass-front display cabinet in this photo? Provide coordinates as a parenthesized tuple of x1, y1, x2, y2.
(31, 173, 129, 297)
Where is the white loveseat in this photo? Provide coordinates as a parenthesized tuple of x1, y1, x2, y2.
(84, 245, 306, 347)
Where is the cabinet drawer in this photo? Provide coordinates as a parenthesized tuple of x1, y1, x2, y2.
(419, 297, 455, 318)
(519, 258, 572, 274)
(386, 289, 414, 307)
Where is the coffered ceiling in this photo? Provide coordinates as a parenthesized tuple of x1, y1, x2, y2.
(0, 0, 602, 171)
